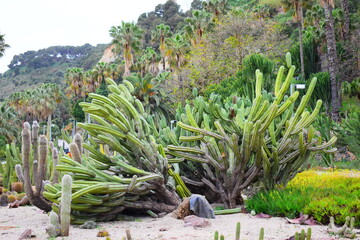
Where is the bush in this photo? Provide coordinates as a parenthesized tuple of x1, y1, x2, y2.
(246, 170, 360, 227)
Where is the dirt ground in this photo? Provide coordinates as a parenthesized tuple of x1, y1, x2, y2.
(1, 206, 357, 240)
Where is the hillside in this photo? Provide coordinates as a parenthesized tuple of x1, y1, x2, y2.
(0, 43, 108, 100)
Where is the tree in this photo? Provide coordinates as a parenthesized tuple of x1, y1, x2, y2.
(138, 47, 161, 76)
(109, 22, 144, 77)
(203, 0, 230, 19)
(340, 0, 350, 41)
(0, 103, 20, 143)
(151, 24, 172, 71)
(180, 10, 287, 95)
(184, 10, 213, 47)
(65, 68, 85, 101)
(319, 0, 341, 121)
(0, 33, 10, 58)
(165, 33, 190, 70)
(264, 0, 308, 79)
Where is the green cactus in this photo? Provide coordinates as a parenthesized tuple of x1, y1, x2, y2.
(328, 216, 357, 239)
(235, 222, 240, 240)
(60, 174, 72, 236)
(41, 79, 183, 223)
(167, 54, 336, 208)
(259, 227, 264, 240)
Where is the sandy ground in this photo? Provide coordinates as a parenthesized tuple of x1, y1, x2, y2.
(0, 206, 356, 240)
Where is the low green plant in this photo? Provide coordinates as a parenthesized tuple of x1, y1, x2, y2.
(246, 170, 360, 227)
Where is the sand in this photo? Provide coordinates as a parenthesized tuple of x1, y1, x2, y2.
(0, 206, 354, 240)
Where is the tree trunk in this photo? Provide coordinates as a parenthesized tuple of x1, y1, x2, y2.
(299, 7, 305, 79)
(323, 3, 341, 121)
(299, 25, 305, 79)
(341, 0, 350, 41)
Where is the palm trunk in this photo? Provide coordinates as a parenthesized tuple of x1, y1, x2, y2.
(299, 25, 305, 79)
(341, 0, 350, 41)
(299, 6, 305, 79)
(324, 3, 341, 121)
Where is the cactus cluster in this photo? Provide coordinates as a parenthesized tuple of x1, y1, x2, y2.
(41, 79, 192, 223)
(167, 56, 337, 208)
(0, 143, 21, 190)
(328, 216, 357, 239)
(46, 174, 72, 237)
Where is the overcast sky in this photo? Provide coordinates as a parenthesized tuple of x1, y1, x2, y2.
(0, 0, 192, 73)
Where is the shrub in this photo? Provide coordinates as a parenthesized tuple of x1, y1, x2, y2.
(246, 170, 360, 227)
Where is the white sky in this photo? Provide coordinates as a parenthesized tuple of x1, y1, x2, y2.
(0, 0, 193, 73)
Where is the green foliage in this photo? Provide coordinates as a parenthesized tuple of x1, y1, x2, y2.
(246, 188, 310, 218)
(205, 54, 275, 99)
(71, 100, 85, 122)
(246, 170, 360, 227)
(307, 72, 331, 112)
(336, 112, 360, 158)
(179, 9, 286, 99)
(0, 32, 10, 58)
(289, 37, 319, 80)
(304, 195, 359, 227)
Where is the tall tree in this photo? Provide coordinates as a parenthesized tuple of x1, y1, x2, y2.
(184, 10, 213, 47)
(203, 0, 229, 19)
(165, 33, 190, 70)
(65, 68, 86, 101)
(319, 0, 341, 121)
(151, 24, 172, 71)
(109, 22, 144, 77)
(340, 0, 350, 41)
(0, 33, 10, 58)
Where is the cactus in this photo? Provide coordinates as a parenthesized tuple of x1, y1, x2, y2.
(259, 227, 264, 240)
(21, 123, 52, 212)
(167, 54, 337, 208)
(235, 222, 240, 240)
(41, 79, 183, 223)
(328, 216, 357, 239)
(60, 175, 72, 236)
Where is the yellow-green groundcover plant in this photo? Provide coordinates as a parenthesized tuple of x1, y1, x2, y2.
(246, 169, 360, 227)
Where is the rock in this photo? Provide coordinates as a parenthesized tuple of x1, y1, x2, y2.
(184, 215, 211, 228)
(172, 197, 191, 219)
(79, 221, 99, 229)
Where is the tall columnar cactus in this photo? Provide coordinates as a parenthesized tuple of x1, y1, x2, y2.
(52, 148, 59, 184)
(20, 122, 52, 212)
(32, 121, 39, 183)
(167, 56, 337, 208)
(60, 174, 72, 236)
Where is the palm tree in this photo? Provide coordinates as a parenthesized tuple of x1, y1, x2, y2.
(0, 33, 10, 58)
(340, 0, 349, 41)
(202, 0, 229, 19)
(184, 10, 213, 47)
(65, 68, 85, 101)
(0, 103, 21, 143)
(109, 22, 144, 77)
(319, 0, 340, 121)
(165, 33, 189, 70)
(139, 47, 161, 76)
(31, 84, 61, 139)
(151, 24, 172, 71)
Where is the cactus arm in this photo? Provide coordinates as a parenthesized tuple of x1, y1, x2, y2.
(274, 66, 285, 97)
